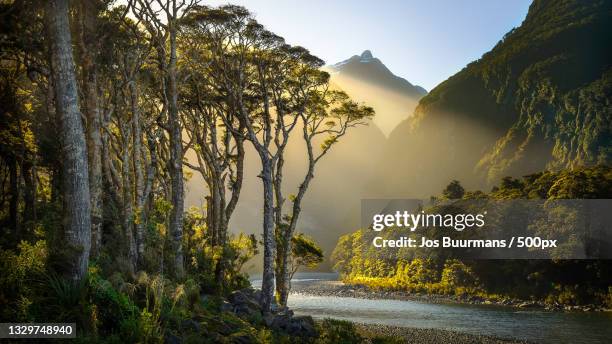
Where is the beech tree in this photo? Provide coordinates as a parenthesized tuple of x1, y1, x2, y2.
(274, 87, 374, 306)
(3, 0, 371, 314)
(76, 0, 105, 258)
(130, 0, 198, 278)
(180, 18, 247, 290)
(289, 233, 324, 281)
(45, 0, 91, 282)
(175, 5, 373, 310)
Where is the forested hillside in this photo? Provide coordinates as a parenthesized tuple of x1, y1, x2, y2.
(381, 0, 611, 196)
(332, 165, 612, 308)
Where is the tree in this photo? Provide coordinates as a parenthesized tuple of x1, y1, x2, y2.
(130, 0, 199, 278)
(180, 6, 253, 293)
(180, 5, 290, 312)
(443, 180, 465, 199)
(45, 0, 91, 282)
(180, 18, 247, 290)
(179, 5, 373, 308)
(274, 87, 374, 306)
(76, 0, 106, 258)
(0, 0, 48, 240)
(289, 233, 323, 281)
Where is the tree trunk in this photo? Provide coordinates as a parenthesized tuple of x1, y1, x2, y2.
(130, 80, 146, 269)
(277, 151, 316, 306)
(273, 155, 286, 304)
(276, 242, 290, 306)
(213, 177, 227, 292)
(167, 22, 184, 279)
(9, 157, 20, 236)
(79, 0, 103, 258)
(46, 0, 91, 282)
(121, 121, 136, 273)
(22, 160, 36, 233)
(260, 156, 276, 313)
(214, 213, 228, 292)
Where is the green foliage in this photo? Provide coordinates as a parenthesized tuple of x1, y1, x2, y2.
(316, 319, 363, 344)
(0, 240, 47, 321)
(440, 260, 478, 294)
(388, 0, 612, 188)
(185, 210, 258, 294)
(45, 274, 90, 323)
(291, 233, 324, 276)
(87, 270, 141, 340)
(332, 166, 612, 306)
(442, 180, 465, 199)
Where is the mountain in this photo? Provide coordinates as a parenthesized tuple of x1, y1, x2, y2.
(326, 50, 427, 136)
(380, 0, 612, 197)
(329, 50, 427, 96)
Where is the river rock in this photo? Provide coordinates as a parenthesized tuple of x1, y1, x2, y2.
(517, 301, 538, 308)
(291, 316, 317, 337)
(220, 300, 233, 312)
(229, 289, 261, 318)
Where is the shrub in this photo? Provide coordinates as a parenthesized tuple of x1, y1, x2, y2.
(316, 319, 363, 344)
(0, 240, 47, 321)
(440, 260, 479, 294)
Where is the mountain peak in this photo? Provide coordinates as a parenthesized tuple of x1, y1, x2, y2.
(328, 51, 427, 98)
(361, 50, 373, 59)
(325, 50, 427, 136)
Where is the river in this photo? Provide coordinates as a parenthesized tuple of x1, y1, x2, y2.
(251, 272, 612, 343)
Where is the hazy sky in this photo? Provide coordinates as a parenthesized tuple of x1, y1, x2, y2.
(205, 0, 532, 91)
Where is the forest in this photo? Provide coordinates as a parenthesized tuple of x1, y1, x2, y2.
(2, 0, 611, 342)
(0, 0, 379, 342)
(380, 0, 611, 197)
(332, 166, 612, 309)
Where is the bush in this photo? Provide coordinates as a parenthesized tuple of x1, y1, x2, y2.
(88, 270, 141, 339)
(440, 260, 479, 293)
(0, 240, 47, 321)
(316, 319, 363, 344)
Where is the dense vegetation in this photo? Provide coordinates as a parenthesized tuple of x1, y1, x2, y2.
(332, 166, 612, 308)
(382, 0, 611, 196)
(1, 0, 610, 341)
(0, 0, 375, 341)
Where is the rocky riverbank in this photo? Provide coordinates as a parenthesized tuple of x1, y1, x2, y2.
(225, 287, 318, 337)
(354, 323, 529, 344)
(222, 287, 526, 343)
(290, 279, 610, 312)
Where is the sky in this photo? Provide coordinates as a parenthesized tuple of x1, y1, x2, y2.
(204, 0, 532, 91)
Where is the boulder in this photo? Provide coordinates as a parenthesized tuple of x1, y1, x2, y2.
(291, 315, 317, 337)
(228, 289, 261, 318)
(220, 300, 233, 313)
(270, 312, 293, 331)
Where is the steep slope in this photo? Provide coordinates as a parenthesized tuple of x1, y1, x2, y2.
(382, 0, 611, 197)
(326, 50, 427, 136)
